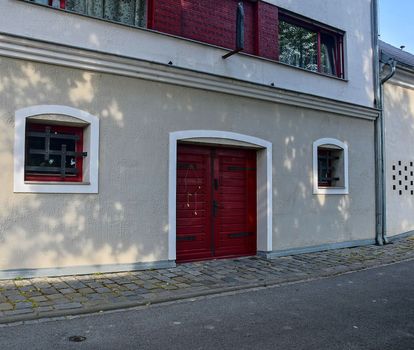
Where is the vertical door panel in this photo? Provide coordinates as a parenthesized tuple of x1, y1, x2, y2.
(176, 145, 213, 262)
(214, 148, 257, 258)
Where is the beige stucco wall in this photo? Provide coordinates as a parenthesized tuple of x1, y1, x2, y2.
(384, 72, 414, 237)
(0, 56, 376, 271)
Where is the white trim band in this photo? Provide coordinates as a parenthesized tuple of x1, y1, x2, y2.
(0, 33, 379, 121)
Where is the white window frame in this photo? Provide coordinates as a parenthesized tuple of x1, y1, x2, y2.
(14, 105, 99, 194)
(313, 137, 349, 195)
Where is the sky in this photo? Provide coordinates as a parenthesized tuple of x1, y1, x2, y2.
(379, 0, 414, 54)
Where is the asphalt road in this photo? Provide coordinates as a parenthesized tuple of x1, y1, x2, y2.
(1, 260, 413, 350)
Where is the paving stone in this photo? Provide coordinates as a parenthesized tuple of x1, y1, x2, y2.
(35, 306, 54, 313)
(78, 287, 95, 294)
(95, 287, 111, 293)
(23, 291, 42, 298)
(7, 295, 26, 302)
(58, 288, 75, 294)
(54, 302, 83, 310)
(41, 288, 59, 295)
(15, 302, 33, 309)
(4, 309, 34, 316)
(30, 296, 48, 302)
(0, 303, 13, 311)
(36, 301, 56, 307)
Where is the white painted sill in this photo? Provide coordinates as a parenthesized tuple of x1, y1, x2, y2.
(24, 181, 91, 185)
(313, 187, 349, 195)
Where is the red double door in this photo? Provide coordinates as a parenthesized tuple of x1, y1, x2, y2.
(176, 144, 257, 262)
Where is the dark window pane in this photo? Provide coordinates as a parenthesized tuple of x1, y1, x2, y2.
(321, 33, 337, 76)
(28, 136, 45, 150)
(279, 20, 318, 72)
(50, 138, 76, 152)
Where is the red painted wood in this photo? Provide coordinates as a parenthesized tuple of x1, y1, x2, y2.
(176, 145, 213, 262)
(214, 148, 257, 258)
(176, 144, 256, 262)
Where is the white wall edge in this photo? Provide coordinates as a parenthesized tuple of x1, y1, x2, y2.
(312, 137, 349, 195)
(168, 130, 273, 260)
(14, 105, 100, 194)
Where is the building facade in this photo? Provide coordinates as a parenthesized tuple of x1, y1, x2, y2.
(380, 41, 414, 240)
(0, 0, 379, 278)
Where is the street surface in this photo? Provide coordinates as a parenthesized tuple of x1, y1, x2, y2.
(0, 259, 413, 349)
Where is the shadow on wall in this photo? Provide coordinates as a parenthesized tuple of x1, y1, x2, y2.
(0, 30, 376, 272)
(0, 58, 167, 272)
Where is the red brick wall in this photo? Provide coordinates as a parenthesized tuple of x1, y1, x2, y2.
(256, 1, 278, 60)
(150, 0, 279, 61)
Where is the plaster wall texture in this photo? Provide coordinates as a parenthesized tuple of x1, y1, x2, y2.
(0, 0, 374, 108)
(0, 57, 375, 271)
(383, 74, 414, 237)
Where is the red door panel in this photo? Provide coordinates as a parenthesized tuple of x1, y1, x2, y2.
(176, 144, 256, 262)
(214, 148, 257, 258)
(176, 145, 213, 262)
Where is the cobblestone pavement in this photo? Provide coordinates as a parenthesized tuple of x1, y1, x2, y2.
(0, 236, 413, 324)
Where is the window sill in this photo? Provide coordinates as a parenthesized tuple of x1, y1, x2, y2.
(313, 187, 349, 195)
(24, 181, 91, 185)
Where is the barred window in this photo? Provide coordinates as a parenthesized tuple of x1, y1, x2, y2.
(313, 138, 349, 195)
(25, 123, 87, 182)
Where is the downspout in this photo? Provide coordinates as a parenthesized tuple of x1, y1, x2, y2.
(378, 58, 396, 245)
(372, 0, 396, 245)
(372, 0, 384, 245)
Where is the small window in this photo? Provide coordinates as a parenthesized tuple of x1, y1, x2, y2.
(313, 138, 348, 195)
(25, 122, 87, 182)
(14, 105, 99, 194)
(28, 0, 147, 28)
(279, 14, 344, 78)
(317, 148, 343, 187)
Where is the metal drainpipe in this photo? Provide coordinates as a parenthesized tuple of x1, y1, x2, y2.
(372, 0, 397, 245)
(379, 59, 396, 245)
(372, 0, 384, 245)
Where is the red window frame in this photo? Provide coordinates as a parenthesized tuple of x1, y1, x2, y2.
(48, 0, 65, 9)
(25, 123, 84, 182)
(278, 13, 344, 79)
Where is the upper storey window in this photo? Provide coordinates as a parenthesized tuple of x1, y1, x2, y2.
(279, 14, 344, 78)
(29, 0, 147, 27)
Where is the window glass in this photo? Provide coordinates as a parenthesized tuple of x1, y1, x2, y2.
(279, 20, 318, 72)
(317, 147, 344, 188)
(320, 33, 337, 76)
(31, 0, 147, 27)
(279, 16, 343, 78)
